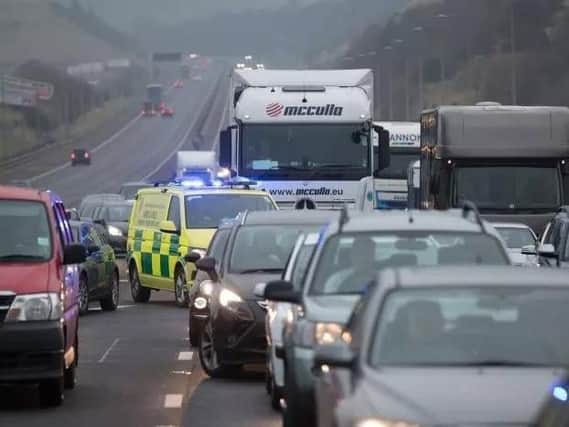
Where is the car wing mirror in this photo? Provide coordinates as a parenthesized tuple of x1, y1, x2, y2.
(196, 256, 218, 280)
(521, 244, 537, 256)
(63, 244, 87, 265)
(185, 250, 204, 264)
(159, 220, 179, 235)
(264, 280, 300, 304)
(313, 343, 355, 373)
(538, 243, 558, 259)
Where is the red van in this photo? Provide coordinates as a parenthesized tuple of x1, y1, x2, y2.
(0, 186, 86, 406)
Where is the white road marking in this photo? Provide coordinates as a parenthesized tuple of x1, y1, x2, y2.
(89, 305, 134, 311)
(164, 394, 184, 408)
(98, 338, 120, 363)
(119, 279, 129, 283)
(178, 351, 193, 361)
(28, 113, 142, 182)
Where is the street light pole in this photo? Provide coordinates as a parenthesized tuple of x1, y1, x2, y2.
(510, 0, 518, 105)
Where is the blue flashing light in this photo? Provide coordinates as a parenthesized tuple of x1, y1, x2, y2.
(181, 178, 204, 188)
(553, 386, 568, 402)
(217, 168, 231, 179)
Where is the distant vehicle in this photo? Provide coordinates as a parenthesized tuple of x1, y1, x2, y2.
(70, 220, 120, 315)
(419, 105, 569, 234)
(193, 211, 323, 378)
(174, 80, 184, 88)
(264, 206, 511, 427)
(9, 179, 32, 188)
(146, 84, 163, 111)
(119, 182, 152, 200)
(314, 266, 569, 427)
(256, 64, 265, 70)
(65, 208, 80, 221)
(91, 200, 133, 255)
(70, 148, 91, 166)
(142, 101, 156, 117)
(219, 69, 390, 209)
(0, 185, 86, 406)
(78, 193, 124, 218)
(492, 222, 539, 266)
(176, 150, 217, 183)
(160, 105, 175, 117)
(529, 206, 569, 268)
(358, 121, 420, 210)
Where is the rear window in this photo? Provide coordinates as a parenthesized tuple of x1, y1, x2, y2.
(185, 194, 275, 229)
(0, 200, 52, 261)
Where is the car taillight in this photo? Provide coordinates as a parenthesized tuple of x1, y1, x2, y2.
(84, 152, 89, 158)
(70, 153, 76, 160)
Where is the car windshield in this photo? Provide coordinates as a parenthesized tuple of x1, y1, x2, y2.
(240, 124, 370, 180)
(309, 232, 509, 295)
(495, 227, 536, 249)
(229, 225, 317, 273)
(185, 194, 275, 229)
(455, 166, 560, 211)
(375, 151, 419, 180)
(107, 204, 132, 222)
(371, 287, 569, 367)
(0, 200, 51, 261)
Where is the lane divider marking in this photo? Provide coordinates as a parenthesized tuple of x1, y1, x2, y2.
(177, 351, 193, 361)
(164, 394, 184, 409)
(98, 338, 120, 363)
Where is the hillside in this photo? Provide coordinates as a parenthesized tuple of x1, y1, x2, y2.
(338, 0, 569, 119)
(0, 0, 133, 68)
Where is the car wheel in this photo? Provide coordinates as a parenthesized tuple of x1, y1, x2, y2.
(100, 271, 119, 311)
(270, 374, 282, 411)
(283, 362, 304, 427)
(39, 376, 64, 407)
(189, 320, 201, 347)
(174, 268, 189, 308)
(130, 264, 150, 303)
(78, 274, 89, 316)
(198, 320, 236, 378)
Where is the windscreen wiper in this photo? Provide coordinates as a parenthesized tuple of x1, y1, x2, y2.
(238, 268, 284, 274)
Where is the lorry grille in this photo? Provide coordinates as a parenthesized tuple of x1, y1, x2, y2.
(0, 293, 15, 324)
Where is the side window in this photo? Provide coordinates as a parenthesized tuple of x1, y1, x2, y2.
(208, 229, 230, 262)
(167, 196, 181, 231)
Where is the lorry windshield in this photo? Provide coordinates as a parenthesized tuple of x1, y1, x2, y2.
(0, 201, 51, 261)
(241, 123, 370, 180)
(185, 194, 275, 228)
(455, 166, 560, 211)
(376, 151, 419, 179)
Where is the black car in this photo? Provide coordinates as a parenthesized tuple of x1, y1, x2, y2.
(70, 220, 120, 315)
(91, 200, 133, 255)
(70, 148, 91, 165)
(119, 181, 152, 200)
(78, 193, 124, 218)
(313, 266, 569, 427)
(192, 210, 333, 378)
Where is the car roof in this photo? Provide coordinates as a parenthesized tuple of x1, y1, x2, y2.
(0, 185, 59, 203)
(382, 266, 569, 289)
(242, 210, 339, 226)
(336, 210, 490, 233)
(137, 186, 270, 197)
(81, 193, 124, 202)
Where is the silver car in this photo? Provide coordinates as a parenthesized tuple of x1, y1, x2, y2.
(492, 222, 539, 266)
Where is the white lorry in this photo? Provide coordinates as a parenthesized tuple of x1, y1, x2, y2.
(218, 69, 390, 209)
(357, 121, 420, 210)
(176, 150, 218, 184)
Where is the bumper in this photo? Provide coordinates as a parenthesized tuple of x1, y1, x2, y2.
(288, 346, 316, 405)
(0, 320, 64, 383)
(213, 300, 267, 365)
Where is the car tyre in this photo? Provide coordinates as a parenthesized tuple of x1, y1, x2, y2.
(130, 264, 150, 303)
(78, 274, 89, 316)
(100, 271, 119, 311)
(174, 268, 189, 308)
(270, 376, 282, 411)
(39, 377, 64, 407)
(198, 320, 238, 378)
(283, 362, 305, 427)
(189, 320, 201, 347)
(64, 333, 78, 390)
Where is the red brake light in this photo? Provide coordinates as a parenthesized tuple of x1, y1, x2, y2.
(70, 153, 76, 160)
(84, 152, 89, 158)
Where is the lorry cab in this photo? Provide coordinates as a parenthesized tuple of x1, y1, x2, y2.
(218, 69, 390, 210)
(419, 105, 569, 235)
(0, 186, 86, 406)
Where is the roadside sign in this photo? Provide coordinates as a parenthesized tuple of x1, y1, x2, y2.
(2, 75, 54, 101)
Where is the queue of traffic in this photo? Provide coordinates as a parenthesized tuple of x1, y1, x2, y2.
(2, 61, 569, 426)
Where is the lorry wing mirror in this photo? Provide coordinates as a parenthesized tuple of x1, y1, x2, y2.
(373, 127, 391, 175)
(219, 127, 232, 168)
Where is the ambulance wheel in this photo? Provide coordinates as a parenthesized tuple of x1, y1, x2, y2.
(130, 264, 150, 303)
(174, 267, 189, 308)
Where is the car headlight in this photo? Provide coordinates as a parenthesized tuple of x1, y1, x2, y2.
(355, 418, 419, 427)
(108, 225, 123, 237)
(315, 322, 344, 345)
(219, 288, 243, 310)
(5, 293, 62, 322)
(194, 296, 208, 310)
